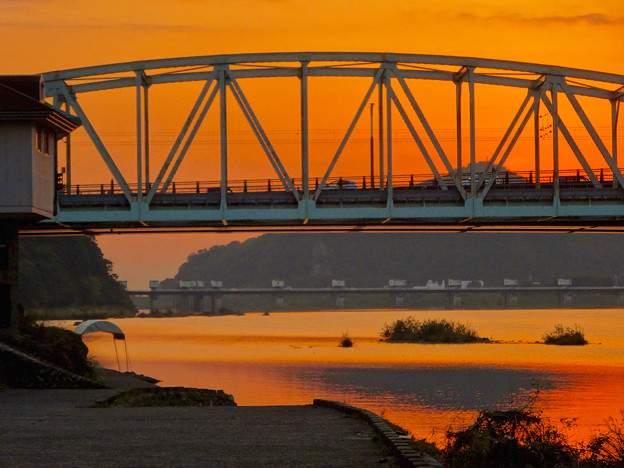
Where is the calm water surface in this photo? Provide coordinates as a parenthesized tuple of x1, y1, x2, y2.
(79, 309, 624, 443)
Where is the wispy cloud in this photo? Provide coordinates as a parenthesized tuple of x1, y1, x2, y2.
(0, 21, 205, 31)
(458, 12, 624, 26)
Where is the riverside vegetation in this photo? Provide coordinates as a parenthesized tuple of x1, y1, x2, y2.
(412, 406, 624, 467)
(543, 324, 588, 346)
(380, 318, 490, 343)
(0, 316, 97, 387)
(19, 236, 136, 319)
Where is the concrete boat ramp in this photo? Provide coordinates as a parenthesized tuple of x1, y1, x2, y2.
(0, 370, 440, 467)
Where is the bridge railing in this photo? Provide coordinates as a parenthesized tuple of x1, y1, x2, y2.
(59, 167, 618, 197)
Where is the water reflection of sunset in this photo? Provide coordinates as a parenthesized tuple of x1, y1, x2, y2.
(75, 308, 623, 441)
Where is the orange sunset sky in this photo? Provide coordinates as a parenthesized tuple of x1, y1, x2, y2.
(3, 0, 623, 287)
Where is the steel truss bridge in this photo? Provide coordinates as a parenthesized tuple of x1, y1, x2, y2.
(36, 52, 624, 233)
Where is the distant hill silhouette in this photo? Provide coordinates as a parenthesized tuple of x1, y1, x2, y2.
(163, 233, 624, 288)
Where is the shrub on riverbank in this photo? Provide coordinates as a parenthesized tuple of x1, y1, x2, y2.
(0, 316, 96, 387)
(339, 332, 353, 347)
(543, 324, 588, 345)
(380, 317, 489, 343)
(586, 410, 624, 466)
(443, 409, 580, 467)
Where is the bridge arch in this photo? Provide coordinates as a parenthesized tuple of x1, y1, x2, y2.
(38, 52, 624, 232)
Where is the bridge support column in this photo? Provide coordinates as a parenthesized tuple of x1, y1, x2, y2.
(192, 294, 203, 313)
(560, 291, 573, 307)
(394, 294, 404, 307)
(503, 292, 518, 309)
(334, 293, 345, 309)
(149, 294, 155, 314)
(0, 222, 19, 330)
(273, 294, 284, 309)
(449, 292, 462, 308)
(210, 295, 223, 314)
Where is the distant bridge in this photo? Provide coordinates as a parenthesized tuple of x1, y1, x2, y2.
(127, 285, 624, 312)
(30, 52, 624, 233)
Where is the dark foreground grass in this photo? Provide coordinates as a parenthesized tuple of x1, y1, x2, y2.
(381, 317, 489, 343)
(405, 408, 624, 467)
(543, 324, 588, 346)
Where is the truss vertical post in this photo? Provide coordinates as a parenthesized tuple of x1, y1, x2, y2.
(613, 100, 620, 188)
(135, 72, 143, 201)
(468, 67, 476, 198)
(552, 82, 560, 200)
(63, 101, 72, 195)
(378, 78, 385, 190)
(534, 91, 541, 189)
(456, 81, 462, 184)
(219, 69, 228, 207)
(144, 83, 150, 190)
(385, 66, 393, 202)
(300, 61, 309, 199)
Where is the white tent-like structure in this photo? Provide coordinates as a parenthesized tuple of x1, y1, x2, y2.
(73, 320, 129, 372)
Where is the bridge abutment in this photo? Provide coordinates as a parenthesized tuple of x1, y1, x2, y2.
(0, 222, 19, 330)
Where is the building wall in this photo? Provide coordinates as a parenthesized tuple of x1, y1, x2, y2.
(0, 122, 54, 219)
(31, 126, 55, 218)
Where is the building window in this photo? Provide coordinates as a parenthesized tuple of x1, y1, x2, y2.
(36, 126, 43, 152)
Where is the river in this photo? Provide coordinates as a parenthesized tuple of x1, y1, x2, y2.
(78, 308, 624, 444)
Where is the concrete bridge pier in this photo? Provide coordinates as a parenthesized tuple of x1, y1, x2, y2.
(273, 294, 284, 309)
(192, 294, 203, 313)
(503, 291, 518, 308)
(560, 291, 573, 307)
(449, 292, 462, 308)
(0, 222, 19, 330)
(394, 294, 405, 307)
(209, 295, 223, 314)
(334, 293, 345, 309)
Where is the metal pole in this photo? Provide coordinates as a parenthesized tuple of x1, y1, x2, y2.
(456, 81, 462, 185)
(369, 102, 374, 189)
(552, 82, 559, 199)
(301, 62, 309, 199)
(63, 100, 72, 195)
(613, 100, 620, 188)
(468, 68, 476, 198)
(386, 68, 393, 201)
(378, 78, 384, 190)
(534, 92, 540, 189)
(144, 83, 150, 191)
(219, 69, 228, 203)
(135, 73, 142, 201)
(65, 133, 71, 195)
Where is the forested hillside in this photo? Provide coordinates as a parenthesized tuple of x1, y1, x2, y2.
(18, 236, 135, 312)
(165, 233, 624, 288)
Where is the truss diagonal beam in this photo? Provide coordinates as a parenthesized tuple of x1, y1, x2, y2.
(314, 67, 384, 199)
(147, 76, 216, 203)
(477, 90, 533, 190)
(393, 68, 461, 191)
(559, 81, 624, 189)
(161, 82, 220, 194)
(390, 90, 448, 191)
(541, 91, 604, 189)
(481, 88, 545, 199)
(226, 72, 298, 199)
(58, 84, 132, 202)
